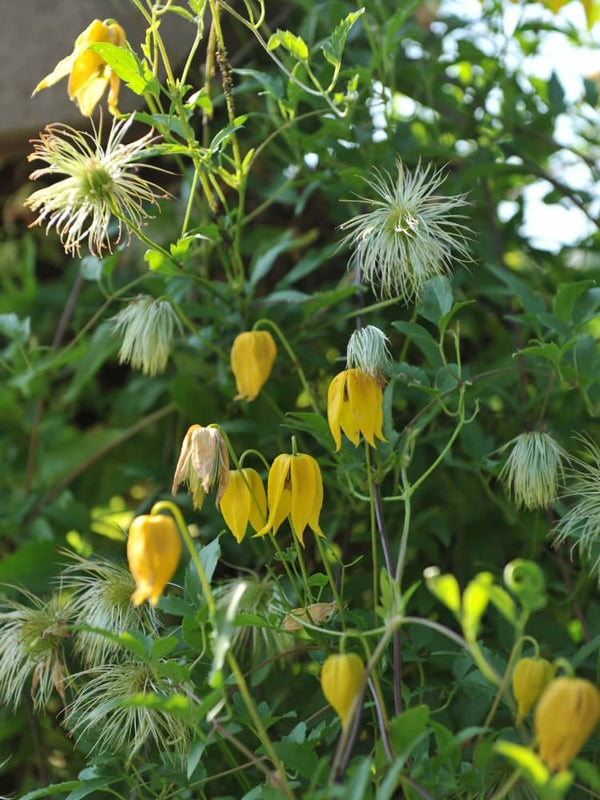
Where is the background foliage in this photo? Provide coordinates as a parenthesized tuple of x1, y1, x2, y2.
(1, 0, 600, 797)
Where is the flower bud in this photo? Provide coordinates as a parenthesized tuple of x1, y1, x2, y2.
(499, 431, 566, 511)
(231, 331, 277, 401)
(512, 657, 554, 722)
(320, 653, 365, 729)
(534, 677, 600, 771)
(126, 515, 182, 606)
(113, 295, 181, 376)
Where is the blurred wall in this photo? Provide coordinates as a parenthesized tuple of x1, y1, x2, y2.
(1, 1, 192, 155)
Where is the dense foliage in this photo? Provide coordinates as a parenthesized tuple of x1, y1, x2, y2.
(1, 0, 600, 798)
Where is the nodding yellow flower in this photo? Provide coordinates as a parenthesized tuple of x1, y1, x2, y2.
(126, 515, 182, 607)
(231, 331, 277, 401)
(512, 657, 554, 722)
(219, 468, 267, 543)
(255, 452, 324, 546)
(172, 425, 229, 510)
(320, 653, 365, 729)
(327, 368, 385, 451)
(535, 677, 600, 771)
(32, 19, 126, 117)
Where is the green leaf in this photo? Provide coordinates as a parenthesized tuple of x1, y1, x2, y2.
(281, 412, 335, 451)
(267, 30, 309, 61)
(20, 782, 82, 800)
(150, 634, 179, 660)
(88, 44, 160, 97)
(389, 705, 429, 754)
(392, 321, 442, 367)
(423, 567, 461, 616)
(144, 248, 181, 276)
(66, 779, 115, 800)
(418, 276, 453, 325)
(272, 741, 319, 779)
(187, 739, 206, 779)
(321, 9, 365, 67)
(553, 280, 596, 323)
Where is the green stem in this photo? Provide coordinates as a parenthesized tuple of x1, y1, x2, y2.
(254, 318, 320, 414)
(292, 528, 314, 605)
(314, 535, 346, 630)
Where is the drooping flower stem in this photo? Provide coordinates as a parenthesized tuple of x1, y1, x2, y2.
(253, 319, 321, 414)
(291, 527, 314, 605)
(314, 536, 346, 630)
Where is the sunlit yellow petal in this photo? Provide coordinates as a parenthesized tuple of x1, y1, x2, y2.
(290, 454, 317, 546)
(32, 53, 76, 95)
(245, 468, 268, 532)
(219, 470, 251, 543)
(231, 331, 277, 401)
(256, 454, 291, 536)
(72, 72, 110, 117)
(127, 515, 181, 607)
(348, 369, 384, 448)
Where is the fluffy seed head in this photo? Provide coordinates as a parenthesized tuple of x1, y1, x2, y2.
(112, 295, 181, 376)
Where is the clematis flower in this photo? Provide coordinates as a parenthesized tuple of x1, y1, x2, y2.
(499, 431, 567, 511)
(172, 425, 229, 510)
(320, 653, 365, 729)
(25, 116, 162, 257)
(255, 452, 324, 546)
(219, 468, 267, 543)
(231, 331, 277, 401)
(327, 368, 385, 451)
(535, 676, 600, 771)
(32, 19, 126, 117)
(126, 514, 182, 607)
(512, 657, 554, 723)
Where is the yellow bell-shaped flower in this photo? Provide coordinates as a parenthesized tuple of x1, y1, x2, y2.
(231, 331, 277, 401)
(535, 676, 600, 771)
(256, 452, 324, 546)
(32, 19, 126, 116)
(327, 368, 385, 451)
(321, 653, 365, 729)
(219, 468, 267, 543)
(512, 657, 554, 722)
(126, 514, 182, 607)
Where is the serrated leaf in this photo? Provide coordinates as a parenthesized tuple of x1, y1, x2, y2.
(267, 30, 309, 61)
(321, 9, 364, 67)
(88, 44, 160, 97)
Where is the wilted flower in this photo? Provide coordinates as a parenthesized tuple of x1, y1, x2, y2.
(499, 431, 567, 511)
(32, 18, 127, 116)
(25, 116, 162, 256)
(346, 325, 391, 379)
(340, 159, 470, 301)
(535, 677, 600, 771)
(320, 652, 365, 729)
(512, 657, 554, 723)
(0, 590, 72, 711)
(256, 452, 325, 546)
(65, 661, 192, 758)
(327, 368, 385, 451)
(172, 424, 230, 509)
(231, 330, 277, 401)
(283, 601, 338, 631)
(112, 295, 181, 376)
(126, 514, 182, 607)
(554, 436, 600, 573)
(219, 468, 267, 543)
(62, 554, 157, 666)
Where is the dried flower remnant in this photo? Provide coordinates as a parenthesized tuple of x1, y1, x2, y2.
(172, 424, 230, 509)
(340, 160, 471, 301)
(126, 515, 182, 607)
(535, 677, 600, 771)
(231, 331, 277, 401)
(25, 116, 162, 256)
(499, 431, 567, 511)
(0, 591, 71, 711)
(219, 468, 267, 543)
(32, 18, 127, 116)
(327, 368, 385, 451)
(112, 296, 181, 376)
(256, 452, 325, 547)
(283, 602, 338, 631)
(346, 325, 391, 379)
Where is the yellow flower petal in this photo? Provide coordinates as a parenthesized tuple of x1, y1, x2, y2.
(327, 372, 346, 451)
(219, 471, 252, 544)
(347, 369, 384, 447)
(127, 515, 182, 607)
(257, 454, 292, 536)
(321, 653, 365, 729)
(290, 454, 317, 546)
(231, 331, 277, 401)
(245, 468, 268, 532)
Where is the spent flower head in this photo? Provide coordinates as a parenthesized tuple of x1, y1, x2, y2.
(346, 325, 391, 379)
(0, 590, 72, 711)
(340, 159, 471, 301)
(64, 661, 192, 759)
(172, 424, 230, 509)
(554, 435, 600, 574)
(112, 295, 182, 376)
(499, 431, 567, 511)
(25, 116, 163, 256)
(61, 554, 157, 667)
